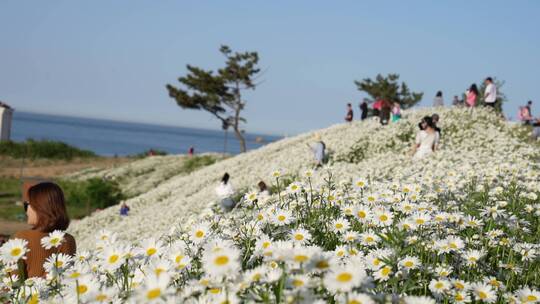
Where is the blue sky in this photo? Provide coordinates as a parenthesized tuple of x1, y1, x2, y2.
(1, 1, 539, 135)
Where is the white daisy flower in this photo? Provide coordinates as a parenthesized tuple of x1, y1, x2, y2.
(323, 265, 367, 292)
(40, 230, 65, 250)
(0, 238, 28, 264)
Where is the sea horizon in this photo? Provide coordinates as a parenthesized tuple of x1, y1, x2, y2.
(10, 111, 282, 156)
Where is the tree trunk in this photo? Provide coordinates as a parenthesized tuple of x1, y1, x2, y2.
(223, 128, 228, 154)
(233, 127, 246, 153)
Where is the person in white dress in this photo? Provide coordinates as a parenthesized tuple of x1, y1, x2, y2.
(411, 116, 439, 160)
(216, 173, 235, 211)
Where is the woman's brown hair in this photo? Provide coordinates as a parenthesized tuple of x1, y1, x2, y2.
(28, 182, 70, 232)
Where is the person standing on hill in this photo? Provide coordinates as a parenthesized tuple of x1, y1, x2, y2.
(391, 102, 402, 122)
(345, 103, 353, 122)
(379, 100, 392, 125)
(452, 95, 460, 106)
(432, 113, 441, 136)
(483, 77, 497, 108)
(466, 84, 479, 110)
(308, 134, 326, 168)
(216, 173, 235, 211)
(433, 91, 444, 107)
(360, 100, 369, 120)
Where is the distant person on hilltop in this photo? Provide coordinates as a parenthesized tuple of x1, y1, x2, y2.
(519, 101, 533, 125)
(308, 134, 326, 168)
(433, 91, 444, 107)
(360, 100, 369, 120)
(466, 84, 479, 110)
(345, 103, 353, 122)
(483, 77, 497, 108)
(216, 173, 235, 211)
(391, 102, 402, 122)
(188, 146, 194, 156)
(379, 100, 392, 125)
(452, 95, 461, 106)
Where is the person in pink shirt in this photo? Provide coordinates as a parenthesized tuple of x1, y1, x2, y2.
(466, 83, 479, 109)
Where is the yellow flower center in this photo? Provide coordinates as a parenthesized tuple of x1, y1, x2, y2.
(415, 219, 425, 225)
(365, 236, 374, 243)
(292, 279, 304, 287)
(336, 272, 352, 282)
(335, 223, 343, 229)
(155, 268, 164, 275)
(10, 248, 22, 257)
(195, 231, 204, 238)
(526, 295, 538, 301)
(257, 214, 264, 220)
(357, 211, 366, 218)
(381, 266, 391, 276)
(479, 291, 488, 299)
(209, 288, 221, 294)
(108, 255, 119, 264)
(316, 260, 329, 269)
(455, 294, 464, 301)
(454, 282, 465, 290)
(70, 272, 81, 278)
(294, 255, 309, 263)
(435, 282, 444, 289)
(55, 261, 64, 268)
(77, 285, 88, 294)
(214, 255, 229, 266)
(294, 234, 304, 241)
(147, 288, 161, 299)
(379, 215, 388, 221)
(262, 241, 271, 248)
(95, 294, 108, 301)
(404, 261, 414, 268)
(277, 215, 286, 222)
(373, 258, 380, 266)
(51, 238, 60, 245)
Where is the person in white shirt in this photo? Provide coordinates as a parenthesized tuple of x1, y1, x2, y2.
(216, 173, 235, 211)
(483, 77, 497, 108)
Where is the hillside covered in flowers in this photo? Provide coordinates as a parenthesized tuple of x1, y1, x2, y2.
(2, 107, 539, 303)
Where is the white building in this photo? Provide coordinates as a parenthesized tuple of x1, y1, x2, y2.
(0, 102, 14, 142)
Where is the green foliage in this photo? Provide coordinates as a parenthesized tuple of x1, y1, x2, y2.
(166, 45, 261, 152)
(354, 73, 423, 109)
(58, 178, 124, 218)
(182, 155, 220, 173)
(0, 139, 96, 160)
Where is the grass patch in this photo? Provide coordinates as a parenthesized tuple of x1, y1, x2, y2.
(182, 155, 220, 173)
(0, 139, 96, 160)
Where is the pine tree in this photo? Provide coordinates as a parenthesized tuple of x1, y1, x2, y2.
(166, 45, 260, 153)
(354, 74, 423, 109)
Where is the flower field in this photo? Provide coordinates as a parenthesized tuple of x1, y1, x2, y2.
(66, 153, 224, 198)
(1, 107, 539, 303)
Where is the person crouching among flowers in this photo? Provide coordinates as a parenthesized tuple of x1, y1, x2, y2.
(12, 182, 76, 278)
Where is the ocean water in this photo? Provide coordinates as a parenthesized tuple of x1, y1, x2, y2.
(10, 111, 281, 156)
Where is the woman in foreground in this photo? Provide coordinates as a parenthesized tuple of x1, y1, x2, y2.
(14, 182, 76, 278)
